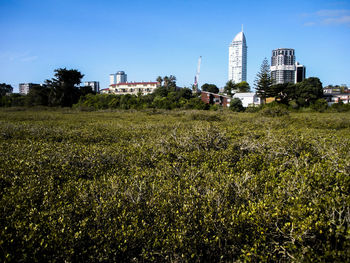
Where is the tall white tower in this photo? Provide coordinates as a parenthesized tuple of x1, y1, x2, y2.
(228, 27, 247, 83)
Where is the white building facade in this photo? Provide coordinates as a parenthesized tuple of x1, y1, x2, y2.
(110, 71, 127, 85)
(228, 30, 247, 83)
(19, 83, 39, 95)
(270, 48, 296, 84)
(104, 82, 158, 95)
(233, 93, 261, 107)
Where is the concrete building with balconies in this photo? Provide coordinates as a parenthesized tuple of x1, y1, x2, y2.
(270, 48, 296, 84)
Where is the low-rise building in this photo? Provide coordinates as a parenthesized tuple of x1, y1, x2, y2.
(324, 93, 350, 105)
(323, 86, 350, 105)
(109, 82, 158, 95)
(233, 92, 261, 107)
(100, 88, 111, 94)
(323, 86, 348, 95)
(201, 91, 231, 108)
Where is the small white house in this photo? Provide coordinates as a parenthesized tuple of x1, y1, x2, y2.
(233, 93, 261, 107)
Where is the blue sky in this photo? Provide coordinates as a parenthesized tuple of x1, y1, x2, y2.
(1, 0, 350, 92)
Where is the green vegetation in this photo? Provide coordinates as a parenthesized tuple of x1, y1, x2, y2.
(255, 57, 273, 102)
(0, 83, 13, 96)
(224, 81, 250, 96)
(229, 98, 244, 112)
(0, 109, 349, 262)
(201, 83, 219, 94)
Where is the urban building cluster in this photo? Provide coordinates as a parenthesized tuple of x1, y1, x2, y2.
(8, 27, 347, 108)
(100, 71, 158, 95)
(228, 29, 306, 86)
(323, 85, 350, 104)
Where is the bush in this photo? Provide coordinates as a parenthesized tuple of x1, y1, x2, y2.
(230, 98, 244, 112)
(330, 101, 350, 112)
(260, 105, 289, 117)
(311, 98, 328, 112)
(245, 105, 259, 113)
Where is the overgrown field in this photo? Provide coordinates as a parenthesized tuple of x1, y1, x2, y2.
(0, 109, 349, 262)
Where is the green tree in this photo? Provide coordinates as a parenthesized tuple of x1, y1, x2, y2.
(230, 98, 244, 112)
(156, 76, 163, 87)
(234, 81, 251, 93)
(271, 83, 296, 104)
(295, 77, 323, 107)
(0, 83, 13, 97)
(79, 85, 96, 97)
(254, 58, 273, 103)
(152, 75, 178, 97)
(201, 83, 219, 94)
(46, 68, 84, 107)
(311, 98, 328, 112)
(168, 75, 177, 88)
(224, 80, 235, 96)
(163, 76, 169, 87)
(26, 84, 50, 106)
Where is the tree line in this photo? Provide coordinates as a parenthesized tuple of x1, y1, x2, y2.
(1, 65, 348, 112)
(76, 75, 208, 110)
(0, 68, 95, 107)
(254, 58, 325, 108)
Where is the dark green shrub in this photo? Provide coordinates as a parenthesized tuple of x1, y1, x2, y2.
(245, 105, 260, 113)
(330, 101, 350, 112)
(260, 105, 289, 117)
(230, 98, 244, 112)
(311, 98, 328, 112)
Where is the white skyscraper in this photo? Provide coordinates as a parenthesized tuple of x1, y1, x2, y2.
(228, 28, 247, 83)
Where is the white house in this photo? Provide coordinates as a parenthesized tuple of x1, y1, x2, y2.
(233, 93, 261, 107)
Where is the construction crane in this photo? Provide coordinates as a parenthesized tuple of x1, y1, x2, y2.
(193, 56, 202, 93)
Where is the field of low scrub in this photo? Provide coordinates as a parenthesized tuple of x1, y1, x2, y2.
(0, 109, 349, 262)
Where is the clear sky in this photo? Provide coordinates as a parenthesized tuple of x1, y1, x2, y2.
(1, 0, 350, 92)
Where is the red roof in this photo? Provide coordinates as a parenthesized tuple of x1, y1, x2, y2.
(110, 82, 158, 87)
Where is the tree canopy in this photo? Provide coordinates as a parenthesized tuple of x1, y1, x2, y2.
(269, 77, 323, 107)
(295, 77, 323, 107)
(234, 81, 250, 93)
(201, 83, 219, 94)
(46, 68, 84, 107)
(224, 81, 251, 95)
(0, 83, 13, 97)
(26, 84, 50, 106)
(224, 80, 235, 96)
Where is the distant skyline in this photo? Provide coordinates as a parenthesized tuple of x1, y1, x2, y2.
(1, 0, 350, 92)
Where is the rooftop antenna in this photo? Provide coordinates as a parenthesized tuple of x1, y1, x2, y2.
(242, 24, 244, 32)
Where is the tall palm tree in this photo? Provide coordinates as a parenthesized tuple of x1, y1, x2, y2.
(163, 76, 169, 87)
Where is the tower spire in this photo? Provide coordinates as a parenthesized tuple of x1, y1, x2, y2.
(242, 24, 244, 33)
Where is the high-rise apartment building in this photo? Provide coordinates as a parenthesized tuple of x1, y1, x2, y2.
(295, 62, 306, 83)
(270, 48, 296, 84)
(110, 71, 127, 85)
(19, 83, 39, 95)
(116, 71, 127, 84)
(228, 29, 247, 83)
